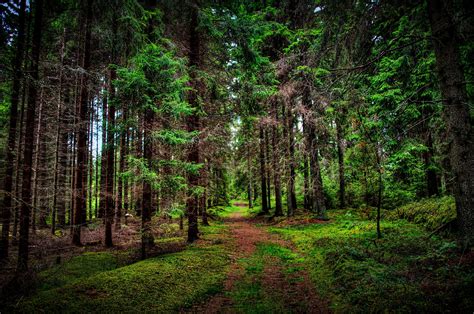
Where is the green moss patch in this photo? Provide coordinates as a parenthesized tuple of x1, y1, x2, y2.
(11, 225, 231, 313)
(269, 209, 474, 312)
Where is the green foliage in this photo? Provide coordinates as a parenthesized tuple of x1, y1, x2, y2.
(387, 196, 456, 230)
(115, 42, 190, 115)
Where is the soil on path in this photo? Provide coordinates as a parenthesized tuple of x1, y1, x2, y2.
(186, 203, 329, 313)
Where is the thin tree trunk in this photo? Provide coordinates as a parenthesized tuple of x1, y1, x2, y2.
(272, 102, 283, 217)
(424, 131, 439, 196)
(72, 0, 92, 246)
(265, 129, 271, 210)
(99, 93, 107, 219)
(309, 124, 326, 219)
(95, 101, 100, 218)
(116, 106, 127, 228)
(0, 0, 26, 260)
(336, 116, 345, 208)
(17, 0, 43, 271)
(186, 1, 201, 242)
(31, 88, 44, 232)
(375, 142, 383, 239)
(247, 148, 253, 209)
(141, 110, 154, 257)
(51, 28, 66, 234)
(88, 103, 94, 222)
(13, 79, 27, 242)
(105, 69, 116, 247)
(287, 104, 296, 216)
(259, 126, 268, 214)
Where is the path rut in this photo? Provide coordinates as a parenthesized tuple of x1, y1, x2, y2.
(185, 205, 329, 313)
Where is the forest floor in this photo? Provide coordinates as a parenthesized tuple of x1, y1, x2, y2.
(188, 205, 329, 313)
(1, 201, 473, 313)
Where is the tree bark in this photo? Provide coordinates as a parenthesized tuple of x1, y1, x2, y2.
(52, 28, 66, 234)
(104, 68, 116, 247)
(247, 147, 253, 209)
(72, 0, 92, 246)
(99, 93, 107, 219)
(186, 1, 201, 242)
(265, 129, 271, 209)
(0, 0, 27, 260)
(272, 101, 283, 217)
(17, 0, 43, 271)
(259, 126, 268, 214)
(309, 123, 326, 219)
(336, 116, 345, 208)
(424, 131, 439, 196)
(287, 104, 297, 216)
(428, 0, 474, 241)
(116, 105, 127, 228)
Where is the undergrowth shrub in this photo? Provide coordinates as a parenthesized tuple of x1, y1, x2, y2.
(387, 196, 456, 230)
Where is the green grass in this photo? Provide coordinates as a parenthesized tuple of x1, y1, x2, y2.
(10, 224, 231, 313)
(227, 243, 289, 313)
(208, 200, 255, 218)
(269, 209, 474, 312)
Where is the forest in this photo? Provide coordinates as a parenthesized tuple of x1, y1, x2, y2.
(0, 0, 473, 312)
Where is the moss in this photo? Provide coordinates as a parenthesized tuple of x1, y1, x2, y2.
(35, 252, 124, 292)
(269, 209, 474, 313)
(386, 196, 456, 230)
(227, 243, 292, 313)
(12, 225, 231, 313)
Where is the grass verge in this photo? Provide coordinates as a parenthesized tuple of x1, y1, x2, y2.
(269, 209, 474, 312)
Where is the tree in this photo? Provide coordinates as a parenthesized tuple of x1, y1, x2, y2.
(17, 0, 43, 271)
(0, 0, 26, 261)
(72, 0, 93, 246)
(428, 0, 474, 241)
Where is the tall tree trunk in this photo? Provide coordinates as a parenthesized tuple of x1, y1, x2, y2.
(17, 0, 43, 271)
(259, 126, 268, 214)
(57, 88, 70, 227)
(72, 0, 92, 246)
(116, 105, 127, 228)
(88, 104, 94, 222)
(123, 128, 129, 215)
(51, 28, 66, 234)
(0, 0, 26, 260)
(375, 143, 383, 239)
(105, 69, 116, 247)
(302, 93, 312, 211)
(202, 164, 210, 226)
(247, 148, 253, 209)
(287, 104, 296, 216)
(186, 1, 201, 243)
(424, 131, 439, 196)
(309, 124, 326, 219)
(336, 116, 345, 208)
(58, 129, 68, 227)
(31, 88, 44, 231)
(95, 103, 100, 218)
(428, 0, 474, 241)
(99, 94, 107, 219)
(265, 129, 271, 209)
(272, 101, 283, 217)
(141, 110, 154, 257)
(12, 87, 27, 242)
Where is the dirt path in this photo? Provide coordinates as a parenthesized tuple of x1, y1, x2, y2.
(186, 205, 329, 313)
